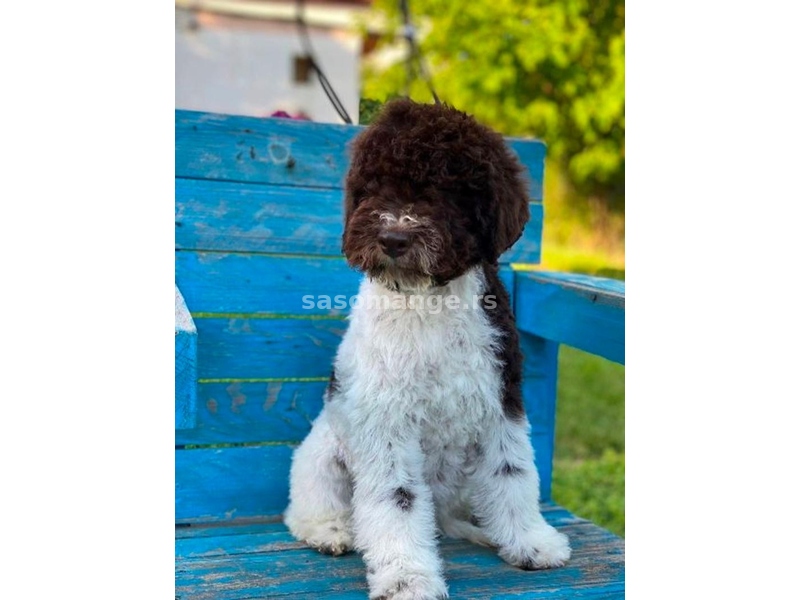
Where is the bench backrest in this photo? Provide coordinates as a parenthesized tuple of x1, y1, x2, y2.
(175, 109, 547, 524)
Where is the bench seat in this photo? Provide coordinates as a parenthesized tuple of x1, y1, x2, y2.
(175, 109, 625, 599)
(176, 503, 624, 599)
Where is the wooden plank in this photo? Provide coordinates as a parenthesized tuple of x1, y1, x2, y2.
(175, 110, 546, 201)
(175, 178, 346, 256)
(175, 503, 624, 599)
(176, 444, 295, 523)
(175, 251, 361, 316)
(515, 272, 625, 364)
(176, 286, 198, 429)
(506, 137, 546, 202)
(520, 334, 559, 502)
(176, 377, 557, 448)
(176, 249, 539, 320)
(175, 381, 326, 446)
(176, 177, 542, 263)
(175, 503, 582, 541)
(500, 201, 542, 265)
(176, 109, 358, 189)
(194, 317, 345, 380)
(176, 427, 557, 523)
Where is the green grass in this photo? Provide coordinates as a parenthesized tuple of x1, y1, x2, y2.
(551, 345, 625, 537)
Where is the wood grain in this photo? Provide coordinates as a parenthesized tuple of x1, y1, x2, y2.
(515, 272, 625, 364)
(175, 502, 624, 599)
(176, 427, 558, 523)
(176, 109, 546, 200)
(176, 177, 543, 263)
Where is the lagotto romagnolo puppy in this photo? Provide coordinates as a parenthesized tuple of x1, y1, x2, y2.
(284, 99, 571, 599)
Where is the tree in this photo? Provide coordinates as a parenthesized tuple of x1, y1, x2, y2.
(362, 0, 625, 208)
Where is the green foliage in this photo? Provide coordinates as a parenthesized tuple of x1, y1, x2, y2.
(363, 0, 624, 203)
(359, 97, 389, 125)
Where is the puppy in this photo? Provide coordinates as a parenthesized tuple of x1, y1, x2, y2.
(285, 99, 570, 599)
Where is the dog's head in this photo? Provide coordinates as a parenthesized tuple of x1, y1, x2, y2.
(343, 99, 530, 291)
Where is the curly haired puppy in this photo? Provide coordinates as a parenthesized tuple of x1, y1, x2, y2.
(285, 99, 571, 599)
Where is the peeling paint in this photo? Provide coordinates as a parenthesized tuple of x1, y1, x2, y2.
(264, 382, 282, 412)
(226, 383, 247, 413)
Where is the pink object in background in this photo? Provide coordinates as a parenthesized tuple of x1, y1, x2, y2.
(270, 110, 311, 121)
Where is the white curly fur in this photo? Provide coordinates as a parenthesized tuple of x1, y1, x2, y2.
(285, 266, 570, 599)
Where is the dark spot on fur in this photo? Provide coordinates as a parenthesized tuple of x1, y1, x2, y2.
(333, 454, 347, 472)
(481, 263, 526, 421)
(325, 369, 339, 402)
(394, 487, 415, 511)
(469, 514, 482, 527)
(463, 442, 484, 475)
(496, 462, 525, 477)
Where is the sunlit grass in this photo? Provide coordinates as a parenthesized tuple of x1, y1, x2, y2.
(551, 345, 625, 538)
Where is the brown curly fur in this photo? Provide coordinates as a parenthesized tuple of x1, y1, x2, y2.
(341, 98, 531, 420)
(343, 98, 530, 274)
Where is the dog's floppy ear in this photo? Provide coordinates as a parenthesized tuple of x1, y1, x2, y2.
(484, 148, 530, 261)
(342, 131, 370, 252)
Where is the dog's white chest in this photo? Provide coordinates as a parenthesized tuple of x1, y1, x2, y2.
(332, 268, 504, 444)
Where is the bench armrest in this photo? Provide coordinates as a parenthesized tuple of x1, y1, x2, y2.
(175, 285, 198, 429)
(514, 271, 625, 364)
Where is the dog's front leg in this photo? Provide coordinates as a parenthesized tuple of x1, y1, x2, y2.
(471, 417, 571, 570)
(349, 435, 448, 600)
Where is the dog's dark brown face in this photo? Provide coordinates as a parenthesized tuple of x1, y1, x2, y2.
(343, 99, 531, 291)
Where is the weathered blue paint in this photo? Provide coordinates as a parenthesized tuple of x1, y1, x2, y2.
(176, 251, 362, 316)
(176, 178, 543, 263)
(194, 316, 345, 380)
(174, 502, 624, 599)
(174, 109, 625, 598)
(174, 380, 327, 446)
(520, 334, 560, 501)
(515, 271, 625, 364)
(176, 110, 360, 189)
(175, 286, 197, 429)
(176, 109, 546, 199)
(176, 429, 556, 523)
(175, 444, 294, 523)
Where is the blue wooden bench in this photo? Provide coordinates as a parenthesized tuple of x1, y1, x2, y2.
(175, 109, 625, 598)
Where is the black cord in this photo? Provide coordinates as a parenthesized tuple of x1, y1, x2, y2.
(296, 0, 354, 124)
(399, 0, 440, 105)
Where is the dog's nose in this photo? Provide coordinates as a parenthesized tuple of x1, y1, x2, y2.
(378, 230, 413, 258)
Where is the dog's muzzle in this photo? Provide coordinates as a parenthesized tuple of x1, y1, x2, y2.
(378, 230, 414, 259)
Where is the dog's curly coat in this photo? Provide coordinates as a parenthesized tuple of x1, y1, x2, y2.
(285, 99, 571, 600)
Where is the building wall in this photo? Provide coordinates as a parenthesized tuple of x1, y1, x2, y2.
(176, 8, 361, 123)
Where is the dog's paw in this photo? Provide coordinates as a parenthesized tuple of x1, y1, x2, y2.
(368, 572, 448, 600)
(285, 512, 353, 556)
(311, 528, 353, 556)
(498, 524, 571, 570)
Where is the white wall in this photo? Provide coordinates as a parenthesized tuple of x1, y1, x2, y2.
(175, 8, 361, 124)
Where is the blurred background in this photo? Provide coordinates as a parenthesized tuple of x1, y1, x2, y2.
(176, 0, 624, 537)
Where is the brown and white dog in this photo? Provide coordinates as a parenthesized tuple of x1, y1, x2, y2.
(285, 99, 570, 600)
